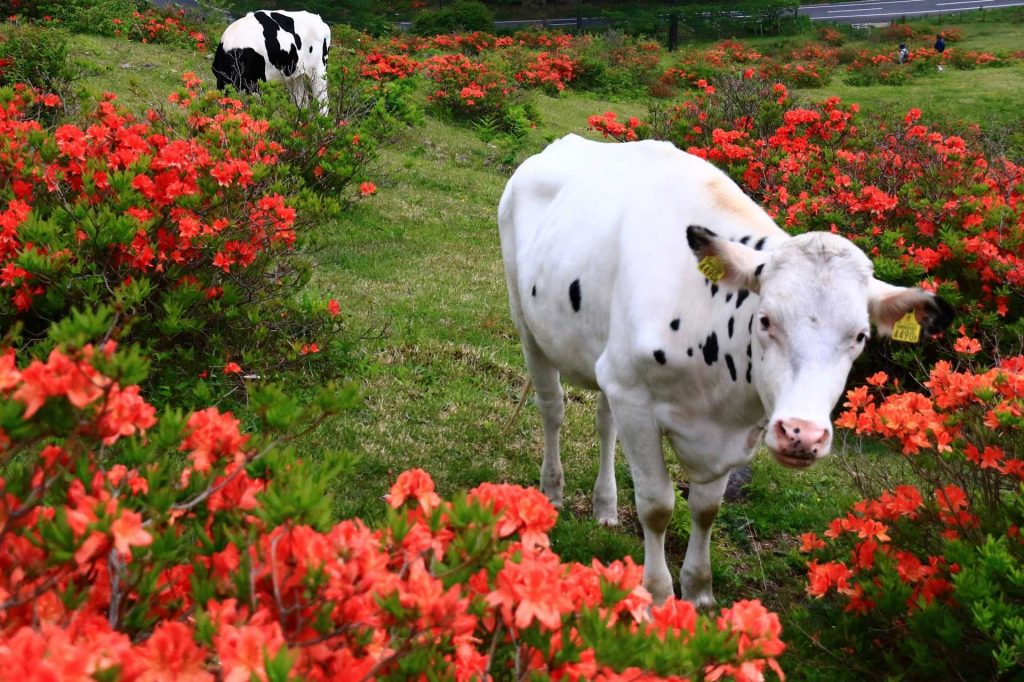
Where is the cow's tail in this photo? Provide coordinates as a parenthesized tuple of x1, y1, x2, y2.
(504, 377, 532, 431)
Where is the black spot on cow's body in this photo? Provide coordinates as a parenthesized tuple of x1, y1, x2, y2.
(253, 11, 300, 76)
(748, 315, 754, 333)
(702, 332, 719, 365)
(687, 348, 694, 357)
(746, 362, 752, 383)
(213, 45, 267, 93)
(725, 354, 737, 381)
(531, 285, 536, 297)
(735, 289, 749, 309)
(727, 316, 735, 338)
(322, 39, 329, 66)
(746, 342, 752, 358)
(754, 237, 767, 251)
(710, 284, 719, 297)
(654, 350, 667, 365)
(569, 279, 581, 312)
(725, 292, 733, 303)
(754, 263, 765, 278)
(739, 236, 751, 245)
(670, 318, 680, 331)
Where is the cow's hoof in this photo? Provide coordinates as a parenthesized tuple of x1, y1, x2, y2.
(593, 497, 619, 526)
(686, 592, 716, 613)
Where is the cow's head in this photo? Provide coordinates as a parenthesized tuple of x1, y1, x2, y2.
(687, 226, 953, 468)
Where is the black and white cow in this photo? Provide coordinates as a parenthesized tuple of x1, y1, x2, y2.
(498, 134, 952, 608)
(212, 10, 331, 114)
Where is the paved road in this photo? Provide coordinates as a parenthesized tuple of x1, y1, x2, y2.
(799, 0, 1024, 22)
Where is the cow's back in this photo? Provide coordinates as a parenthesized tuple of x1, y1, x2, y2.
(499, 134, 777, 393)
(218, 10, 328, 81)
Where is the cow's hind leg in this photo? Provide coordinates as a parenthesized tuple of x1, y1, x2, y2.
(679, 473, 729, 611)
(521, 336, 565, 508)
(593, 392, 618, 526)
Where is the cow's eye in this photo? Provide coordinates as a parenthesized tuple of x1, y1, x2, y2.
(759, 315, 771, 331)
(855, 332, 868, 344)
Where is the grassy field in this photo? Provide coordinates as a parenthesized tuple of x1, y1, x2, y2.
(60, 14, 1023, 679)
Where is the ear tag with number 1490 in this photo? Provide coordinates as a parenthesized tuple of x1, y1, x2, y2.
(697, 256, 725, 283)
(891, 311, 921, 344)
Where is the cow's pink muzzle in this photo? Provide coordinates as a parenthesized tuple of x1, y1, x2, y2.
(770, 418, 831, 468)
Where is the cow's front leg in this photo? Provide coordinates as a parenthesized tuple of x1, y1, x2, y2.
(286, 75, 309, 110)
(592, 391, 618, 526)
(313, 70, 330, 117)
(614, 404, 674, 603)
(679, 473, 729, 611)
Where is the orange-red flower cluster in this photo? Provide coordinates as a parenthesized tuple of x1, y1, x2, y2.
(421, 53, 513, 114)
(0, 82, 297, 322)
(838, 358, 1024, 474)
(514, 51, 577, 92)
(113, 7, 207, 52)
(588, 111, 641, 142)
(0, 357, 788, 681)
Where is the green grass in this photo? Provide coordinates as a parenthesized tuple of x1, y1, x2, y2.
(717, 13, 1024, 129)
(45, 20, 1024, 679)
(71, 34, 209, 109)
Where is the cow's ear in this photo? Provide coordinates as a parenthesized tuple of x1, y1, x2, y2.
(867, 279, 955, 337)
(686, 225, 768, 293)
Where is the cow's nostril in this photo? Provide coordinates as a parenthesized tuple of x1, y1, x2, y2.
(794, 427, 801, 434)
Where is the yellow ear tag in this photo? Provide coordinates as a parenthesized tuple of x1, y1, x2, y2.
(891, 311, 921, 344)
(697, 256, 725, 283)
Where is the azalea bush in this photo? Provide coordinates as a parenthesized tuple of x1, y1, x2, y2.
(0, 79, 374, 401)
(112, 7, 208, 52)
(0, 23, 76, 100)
(512, 50, 577, 94)
(568, 32, 663, 97)
(796, 354, 1024, 677)
(421, 52, 534, 134)
(239, 47, 419, 200)
(0, 336, 787, 680)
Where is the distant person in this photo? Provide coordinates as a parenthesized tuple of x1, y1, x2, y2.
(898, 43, 909, 63)
(935, 34, 946, 70)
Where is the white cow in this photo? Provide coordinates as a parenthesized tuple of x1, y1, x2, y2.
(498, 134, 952, 607)
(212, 10, 331, 114)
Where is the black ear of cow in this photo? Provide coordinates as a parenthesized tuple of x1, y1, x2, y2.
(923, 295, 955, 336)
(686, 225, 718, 255)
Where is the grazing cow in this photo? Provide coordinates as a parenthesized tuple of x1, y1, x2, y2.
(212, 10, 331, 114)
(498, 134, 952, 608)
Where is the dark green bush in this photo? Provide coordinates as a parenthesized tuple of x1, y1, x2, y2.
(567, 32, 662, 97)
(14, 0, 140, 35)
(0, 23, 75, 95)
(1, 56, 417, 405)
(411, 1, 494, 36)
